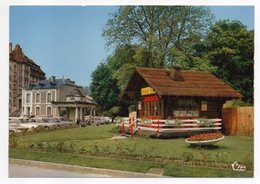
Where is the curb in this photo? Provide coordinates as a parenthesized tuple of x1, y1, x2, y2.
(9, 158, 166, 178)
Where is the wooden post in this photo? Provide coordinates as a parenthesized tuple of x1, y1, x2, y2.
(121, 121, 125, 136)
(156, 120, 160, 138)
(130, 117, 134, 137)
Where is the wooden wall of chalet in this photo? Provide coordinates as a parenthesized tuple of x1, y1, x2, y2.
(199, 99, 225, 119)
(222, 107, 254, 136)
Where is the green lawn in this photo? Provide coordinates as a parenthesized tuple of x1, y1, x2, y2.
(9, 124, 254, 177)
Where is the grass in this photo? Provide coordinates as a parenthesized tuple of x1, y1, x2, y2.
(15, 125, 115, 142)
(9, 148, 156, 173)
(164, 164, 253, 177)
(9, 148, 253, 177)
(9, 124, 254, 177)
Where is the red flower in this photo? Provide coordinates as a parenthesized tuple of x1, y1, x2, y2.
(187, 133, 223, 141)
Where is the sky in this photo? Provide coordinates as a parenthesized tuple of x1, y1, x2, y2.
(10, 6, 254, 87)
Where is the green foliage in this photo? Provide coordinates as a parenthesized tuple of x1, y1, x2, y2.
(204, 20, 254, 103)
(104, 6, 214, 68)
(167, 45, 217, 72)
(109, 106, 120, 115)
(9, 138, 19, 148)
(223, 99, 252, 108)
(128, 105, 136, 113)
(182, 152, 194, 162)
(90, 63, 121, 112)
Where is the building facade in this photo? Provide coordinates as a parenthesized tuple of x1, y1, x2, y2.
(22, 77, 96, 122)
(122, 67, 243, 120)
(9, 43, 46, 116)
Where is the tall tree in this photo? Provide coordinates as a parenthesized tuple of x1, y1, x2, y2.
(204, 20, 254, 103)
(90, 63, 120, 112)
(103, 6, 214, 68)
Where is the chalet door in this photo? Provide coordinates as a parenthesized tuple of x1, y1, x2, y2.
(142, 95, 161, 119)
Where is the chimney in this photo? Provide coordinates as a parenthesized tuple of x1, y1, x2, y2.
(49, 76, 56, 82)
(170, 69, 184, 81)
(9, 43, 12, 54)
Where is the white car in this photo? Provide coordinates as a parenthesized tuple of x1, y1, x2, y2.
(9, 117, 30, 132)
(9, 116, 73, 131)
(27, 116, 72, 128)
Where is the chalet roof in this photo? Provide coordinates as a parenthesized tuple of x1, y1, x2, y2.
(123, 67, 243, 99)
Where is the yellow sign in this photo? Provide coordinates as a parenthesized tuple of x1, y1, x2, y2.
(141, 87, 156, 96)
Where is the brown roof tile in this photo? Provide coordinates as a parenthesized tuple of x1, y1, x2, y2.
(124, 67, 242, 98)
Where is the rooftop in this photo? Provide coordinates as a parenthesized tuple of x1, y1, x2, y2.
(9, 43, 45, 75)
(25, 77, 76, 90)
(123, 67, 243, 99)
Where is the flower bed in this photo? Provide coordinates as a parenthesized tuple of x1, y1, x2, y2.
(186, 132, 224, 146)
(187, 132, 223, 141)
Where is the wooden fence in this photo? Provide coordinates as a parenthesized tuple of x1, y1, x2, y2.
(222, 107, 254, 136)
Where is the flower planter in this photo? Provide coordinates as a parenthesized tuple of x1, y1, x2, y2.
(185, 133, 224, 146)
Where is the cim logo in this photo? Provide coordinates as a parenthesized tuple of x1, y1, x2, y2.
(232, 161, 246, 171)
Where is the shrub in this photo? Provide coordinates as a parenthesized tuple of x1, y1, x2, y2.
(128, 105, 136, 113)
(242, 154, 254, 170)
(9, 138, 19, 148)
(54, 141, 67, 152)
(182, 152, 194, 162)
(36, 142, 44, 150)
(223, 99, 252, 107)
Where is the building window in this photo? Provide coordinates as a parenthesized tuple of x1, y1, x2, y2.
(173, 99, 199, 117)
(35, 106, 40, 116)
(35, 93, 41, 103)
(201, 101, 207, 111)
(46, 107, 52, 116)
(26, 93, 30, 103)
(47, 92, 52, 103)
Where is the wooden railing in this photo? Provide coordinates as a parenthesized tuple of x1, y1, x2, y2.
(117, 118, 222, 134)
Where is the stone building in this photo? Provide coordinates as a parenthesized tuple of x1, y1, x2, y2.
(22, 77, 96, 122)
(9, 43, 46, 116)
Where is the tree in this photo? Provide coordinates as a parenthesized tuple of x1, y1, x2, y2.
(90, 63, 120, 112)
(107, 45, 144, 91)
(103, 6, 214, 68)
(204, 20, 254, 103)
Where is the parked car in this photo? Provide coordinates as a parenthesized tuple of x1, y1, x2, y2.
(9, 116, 73, 131)
(9, 117, 29, 132)
(84, 116, 112, 125)
(27, 116, 73, 128)
(100, 116, 112, 124)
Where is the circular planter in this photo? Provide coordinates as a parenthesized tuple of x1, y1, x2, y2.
(186, 136, 224, 146)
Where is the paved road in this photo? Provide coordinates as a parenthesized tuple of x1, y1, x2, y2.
(9, 163, 110, 178)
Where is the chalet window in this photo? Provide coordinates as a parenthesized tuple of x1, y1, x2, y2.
(201, 101, 207, 111)
(144, 102, 148, 117)
(155, 101, 159, 116)
(173, 99, 199, 117)
(46, 106, 52, 116)
(35, 93, 41, 103)
(26, 93, 30, 103)
(47, 92, 52, 103)
(35, 106, 40, 116)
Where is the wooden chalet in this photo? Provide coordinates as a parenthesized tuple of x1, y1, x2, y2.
(122, 67, 242, 120)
